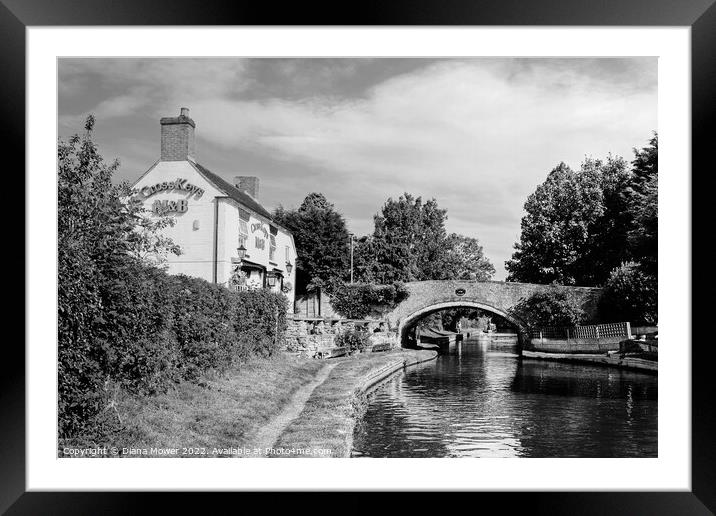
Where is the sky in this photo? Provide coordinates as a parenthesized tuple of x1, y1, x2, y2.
(58, 57, 657, 280)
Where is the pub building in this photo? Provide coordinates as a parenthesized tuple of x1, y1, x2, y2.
(130, 108, 297, 309)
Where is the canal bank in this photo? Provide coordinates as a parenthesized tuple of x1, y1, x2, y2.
(521, 349, 657, 373)
(271, 349, 438, 457)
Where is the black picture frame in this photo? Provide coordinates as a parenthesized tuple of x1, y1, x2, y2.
(3, 0, 712, 513)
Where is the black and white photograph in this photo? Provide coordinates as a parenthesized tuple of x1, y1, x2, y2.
(56, 56, 659, 460)
(3, 0, 711, 507)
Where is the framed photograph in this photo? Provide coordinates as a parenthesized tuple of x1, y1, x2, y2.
(6, 0, 713, 512)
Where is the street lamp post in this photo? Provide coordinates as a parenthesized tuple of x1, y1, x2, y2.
(231, 245, 248, 291)
(236, 245, 247, 261)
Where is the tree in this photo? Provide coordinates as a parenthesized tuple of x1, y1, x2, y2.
(505, 162, 604, 285)
(443, 233, 496, 280)
(126, 210, 182, 267)
(599, 262, 657, 326)
(630, 133, 658, 187)
(627, 173, 657, 275)
(272, 193, 350, 293)
(626, 134, 658, 275)
(298, 191, 334, 211)
(506, 155, 638, 286)
(58, 115, 182, 436)
(59, 116, 130, 435)
(354, 193, 495, 283)
(509, 290, 586, 330)
(438, 307, 513, 332)
(576, 156, 634, 285)
(366, 193, 446, 282)
(506, 133, 658, 288)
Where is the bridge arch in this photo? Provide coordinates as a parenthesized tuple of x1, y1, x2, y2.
(397, 300, 528, 348)
(382, 280, 602, 348)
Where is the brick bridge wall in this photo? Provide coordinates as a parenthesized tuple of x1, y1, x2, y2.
(385, 280, 602, 337)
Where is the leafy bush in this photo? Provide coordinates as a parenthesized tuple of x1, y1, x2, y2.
(599, 262, 657, 325)
(334, 327, 371, 352)
(331, 282, 410, 319)
(509, 289, 586, 330)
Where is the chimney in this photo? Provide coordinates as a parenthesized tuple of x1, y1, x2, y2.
(160, 107, 195, 161)
(234, 176, 259, 200)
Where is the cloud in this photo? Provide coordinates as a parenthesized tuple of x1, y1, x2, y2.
(194, 62, 651, 187)
(59, 58, 251, 120)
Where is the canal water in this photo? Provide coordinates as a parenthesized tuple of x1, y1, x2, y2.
(351, 337, 657, 458)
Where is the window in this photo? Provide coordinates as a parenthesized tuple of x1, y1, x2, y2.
(269, 234, 276, 261)
(238, 218, 249, 249)
(285, 245, 290, 261)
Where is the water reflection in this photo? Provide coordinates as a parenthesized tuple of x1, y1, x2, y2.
(351, 338, 657, 458)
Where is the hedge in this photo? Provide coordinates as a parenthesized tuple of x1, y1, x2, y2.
(330, 282, 410, 319)
(59, 255, 288, 438)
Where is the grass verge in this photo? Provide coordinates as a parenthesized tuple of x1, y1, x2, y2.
(59, 354, 326, 458)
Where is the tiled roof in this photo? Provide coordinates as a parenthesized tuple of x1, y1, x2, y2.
(189, 161, 274, 220)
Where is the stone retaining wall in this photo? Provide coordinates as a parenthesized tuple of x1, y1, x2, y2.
(285, 317, 397, 356)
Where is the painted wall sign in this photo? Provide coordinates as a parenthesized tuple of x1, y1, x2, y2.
(455, 288, 466, 297)
(251, 222, 269, 239)
(132, 178, 205, 201)
(152, 199, 188, 215)
(255, 236, 266, 249)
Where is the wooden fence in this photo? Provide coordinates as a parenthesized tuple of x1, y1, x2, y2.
(531, 322, 631, 341)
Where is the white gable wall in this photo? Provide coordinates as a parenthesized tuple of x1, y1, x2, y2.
(132, 160, 224, 282)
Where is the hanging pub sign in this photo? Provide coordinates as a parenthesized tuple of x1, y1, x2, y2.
(131, 178, 205, 203)
(152, 199, 188, 215)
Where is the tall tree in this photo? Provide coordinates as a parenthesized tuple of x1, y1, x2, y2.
(506, 154, 642, 286)
(58, 115, 180, 435)
(273, 193, 350, 293)
(575, 155, 633, 285)
(631, 133, 658, 187)
(505, 162, 605, 285)
(443, 233, 496, 281)
(381, 194, 444, 282)
(354, 193, 494, 283)
(626, 134, 658, 275)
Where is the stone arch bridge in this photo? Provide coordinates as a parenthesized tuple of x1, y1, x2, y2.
(384, 281, 602, 346)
